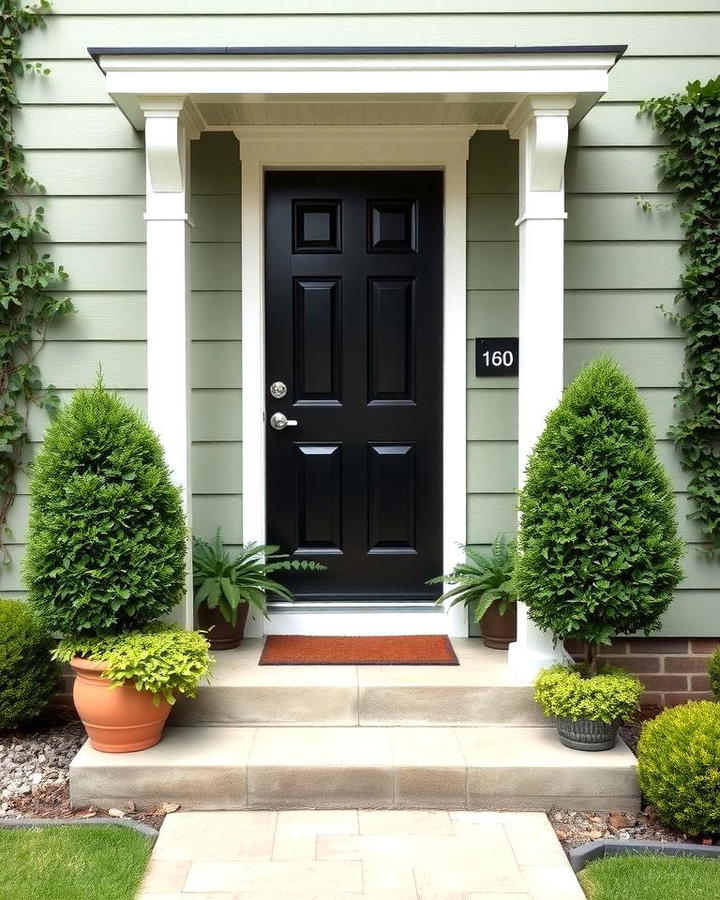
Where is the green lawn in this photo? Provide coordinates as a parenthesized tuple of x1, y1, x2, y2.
(579, 853, 720, 900)
(0, 825, 152, 900)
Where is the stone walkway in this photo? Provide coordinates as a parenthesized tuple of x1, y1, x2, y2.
(138, 809, 585, 899)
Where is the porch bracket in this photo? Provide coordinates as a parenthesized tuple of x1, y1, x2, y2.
(507, 95, 575, 681)
(142, 96, 197, 628)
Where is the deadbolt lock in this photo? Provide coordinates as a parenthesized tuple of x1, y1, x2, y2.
(269, 381, 287, 399)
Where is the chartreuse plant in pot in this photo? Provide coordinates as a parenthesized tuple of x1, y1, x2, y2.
(193, 530, 326, 650)
(428, 535, 517, 649)
(24, 378, 212, 752)
(516, 356, 684, 750)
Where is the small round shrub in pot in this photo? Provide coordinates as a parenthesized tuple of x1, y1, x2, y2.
(637, 701, 720, 836)
(535, 665, 642, 751)
(24, 379, 201, 751)
(54, 626, 212, 752)
(516, 356, 684, 748)
(0, 598, 58, 729)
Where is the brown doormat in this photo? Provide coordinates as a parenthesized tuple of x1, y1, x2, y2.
(259, 634, 459, 666)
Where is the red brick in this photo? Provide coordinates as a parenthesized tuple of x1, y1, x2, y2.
(691, 639, 720, 655)
(664, 656, 713, 673)
(665, 692, 714, 706)
(691, 675, 712, 692)
(627, 638, 689, 654)
(640, 692, 663, 706)
(602, 655, 660, 673)
(639, 674, 689, 691)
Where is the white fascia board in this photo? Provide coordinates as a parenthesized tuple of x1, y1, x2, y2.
(100, 52, 616, 130)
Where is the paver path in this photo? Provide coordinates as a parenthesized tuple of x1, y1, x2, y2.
(138, 809, 585, 899)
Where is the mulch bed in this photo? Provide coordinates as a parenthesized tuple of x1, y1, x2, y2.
(551, 705, 719, 852)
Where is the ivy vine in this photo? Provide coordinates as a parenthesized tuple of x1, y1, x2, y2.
(1, 0, 72, 564)
(641, 77, 720, 558)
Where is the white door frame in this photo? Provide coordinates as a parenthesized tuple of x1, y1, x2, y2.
(236, 125, 473, 637)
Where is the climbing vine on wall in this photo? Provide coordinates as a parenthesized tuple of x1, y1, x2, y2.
(1, 0, 72, 564)
(641, 78, 720, 558)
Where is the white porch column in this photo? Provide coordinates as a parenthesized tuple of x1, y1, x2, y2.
(507, 96, 575, 680)
(142, 97, 197, 628)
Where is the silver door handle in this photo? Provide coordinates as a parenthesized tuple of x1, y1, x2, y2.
(270, 412, 298, 430)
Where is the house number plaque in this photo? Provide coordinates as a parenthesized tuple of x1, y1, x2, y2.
(475, 338, 519, 377)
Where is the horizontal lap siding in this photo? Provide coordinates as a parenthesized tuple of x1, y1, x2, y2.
(15, 5, 720, 635)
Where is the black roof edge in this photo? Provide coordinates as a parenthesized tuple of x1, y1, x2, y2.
(89, 44, 627, 73)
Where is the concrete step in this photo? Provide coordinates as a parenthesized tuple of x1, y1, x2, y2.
(70, 724, 640, 813)
(170, 639, 545, 727)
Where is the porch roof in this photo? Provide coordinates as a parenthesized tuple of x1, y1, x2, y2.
(89, 45, 625, 132)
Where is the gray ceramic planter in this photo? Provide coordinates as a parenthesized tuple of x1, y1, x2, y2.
(569, 839, 720, 873)
(556, 716, 618, 751)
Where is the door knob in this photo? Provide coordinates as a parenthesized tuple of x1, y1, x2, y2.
(270, 412, 298, 430)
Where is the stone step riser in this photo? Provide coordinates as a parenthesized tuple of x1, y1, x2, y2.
(171, 685, 546, 727)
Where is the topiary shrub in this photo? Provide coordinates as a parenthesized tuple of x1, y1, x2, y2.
(0, 598, 58, 728)
(24, 380, 187, 635)
(709, 649, 720, 700)
(637, 702, 720, 835)
(516, 355, 685, 672)
(54, 625, 212, 706)
(534, 664, 642, 724)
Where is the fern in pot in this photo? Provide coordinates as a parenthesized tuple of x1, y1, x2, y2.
(193, 530, 325, 649)
(428, 535, 517, 649)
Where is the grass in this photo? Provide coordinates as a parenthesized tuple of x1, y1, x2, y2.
(579, 853, 720, 900)
(0, 825, 152, 900)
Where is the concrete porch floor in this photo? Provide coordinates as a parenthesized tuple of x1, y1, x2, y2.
(138, 809, 585, 899)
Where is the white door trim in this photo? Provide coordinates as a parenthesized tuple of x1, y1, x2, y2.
(237, 125, 472, 637)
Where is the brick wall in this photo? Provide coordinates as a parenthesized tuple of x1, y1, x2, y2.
(567, 637, 719, 707)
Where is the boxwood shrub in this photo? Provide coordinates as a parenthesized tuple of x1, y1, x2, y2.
(709, 649, 720, 699)
(0, 598, 58, 728)
(24, 380, 187, 635)
(516, 356, 684, 669)
(637, 702, 720, 836)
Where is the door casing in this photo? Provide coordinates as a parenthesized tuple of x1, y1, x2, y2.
(237, 125, 471, 637)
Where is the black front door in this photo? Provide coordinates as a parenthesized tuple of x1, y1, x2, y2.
(265, 170, 443, 603)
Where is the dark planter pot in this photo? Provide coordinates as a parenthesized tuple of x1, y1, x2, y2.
(479, 600, 517, 650)
(556, 716, 618, 751)
(196, 602, 249, 651)
(569, 839, 720, 873)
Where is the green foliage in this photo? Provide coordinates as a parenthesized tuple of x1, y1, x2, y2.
(637, 701, 720, 836)
(428, 535, 517, 622)
(192, 530, 326, 624)
(579, 853, 720, 900)
(24, 380, 187, 635)
(55, 624, 213, 706)
(0, 1, 72, 565)
(642, 78, 720, 557)
(534, 664, 642, 725)
(0, 597, 57, 727)
(516, 356, 684, 656)
(708, 648, 720, 700)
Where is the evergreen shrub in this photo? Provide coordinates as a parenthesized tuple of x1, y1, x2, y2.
(534, 664, 642, 724)
(637, 702, 720, 835)
(516, 356, 684, 670)
(0, 598, 58, 727)
(24, 381, 187, 635)
(709, 649, 720, 699)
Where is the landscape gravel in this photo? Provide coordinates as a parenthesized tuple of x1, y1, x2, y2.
(0, 720, 85, 819)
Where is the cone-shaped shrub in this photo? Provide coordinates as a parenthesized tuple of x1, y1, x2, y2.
(516, 356, 684, 666)
(24, 380, 187, 635)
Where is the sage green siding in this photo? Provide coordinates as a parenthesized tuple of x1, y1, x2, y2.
(9, 2, 719, 634)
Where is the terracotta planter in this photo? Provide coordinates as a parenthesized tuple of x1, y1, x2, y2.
(196, 601, 249, 650)
(479, 600, 517, 650)
(70, 657, 171, 753)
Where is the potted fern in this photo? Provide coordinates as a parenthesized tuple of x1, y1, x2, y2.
(428, 535, 517, 649)
(193, 530, 325, 649)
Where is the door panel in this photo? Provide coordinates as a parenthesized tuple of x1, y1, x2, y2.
(265, 171, 443, 603)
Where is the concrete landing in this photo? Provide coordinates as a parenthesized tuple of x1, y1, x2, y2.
(170, 639, 545, 727)
(70, 724, 640, 813)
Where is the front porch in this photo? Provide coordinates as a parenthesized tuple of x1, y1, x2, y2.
(70, 639, 639, 812)
(89, 45, 625, 679)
